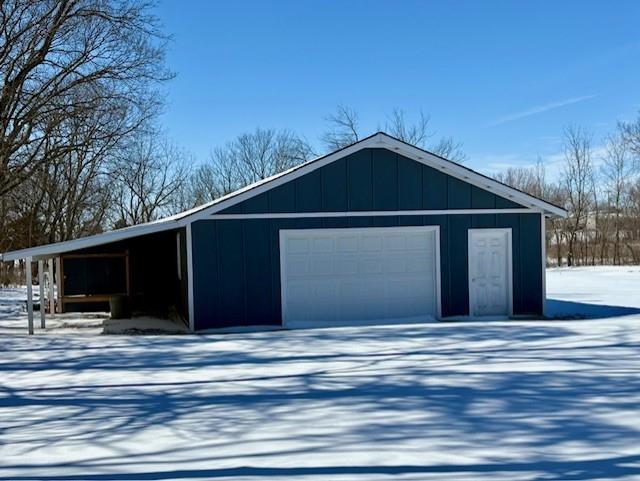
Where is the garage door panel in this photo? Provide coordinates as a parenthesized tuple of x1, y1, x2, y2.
(312, 237, 334, 252)
(309, 258, 333, 275)
(337, 236, 358, 251)
(385, 235, 406, 250)
(287, 238, 309, 254)
(286, 257, 309, 277)
(281, 226, 440, 326)
(334, 259, 359, 275)
(361, 236, 383, 251)
(407, 258, 430, 273)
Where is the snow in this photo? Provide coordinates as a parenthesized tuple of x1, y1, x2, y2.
(0, 288, 187, 335)
(1, 267, 640, 480)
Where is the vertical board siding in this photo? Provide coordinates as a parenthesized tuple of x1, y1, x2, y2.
(321, 158, 348, 211)
(269, 181, 296, 213)
(372, 148, 398, 211)
(295, 169, 322, 212)
(243, 191, 269, 214)
(221, 148, 524, 215)
(192, 212, 543, 329)
(216, 220, 245, 326)
(191, 221, 219, 324)
(447, 215, 472, 316)
(519, 214, 543, 314)
(192, 148, 542, 330)
(398, 155, 422, 209)
(347, 149, 373, 211)
(423, 165, 448, 209)
(244, 220, 273, 324)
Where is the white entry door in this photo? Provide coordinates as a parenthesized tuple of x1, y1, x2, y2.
(468, 229, 512, 317)
(280, 226, 440, 327)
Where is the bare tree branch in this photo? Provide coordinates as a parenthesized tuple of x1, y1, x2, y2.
(321, 105, 359, 150)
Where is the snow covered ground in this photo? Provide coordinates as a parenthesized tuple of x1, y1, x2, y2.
(1, 267, 639, 480)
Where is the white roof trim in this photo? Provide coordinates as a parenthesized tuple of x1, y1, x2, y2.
(1, 132, 566, 261)
(186, 132, 567, 220)
(1, 219, 183, 262)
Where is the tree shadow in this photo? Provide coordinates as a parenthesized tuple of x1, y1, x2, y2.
(1, 322, 640, 480)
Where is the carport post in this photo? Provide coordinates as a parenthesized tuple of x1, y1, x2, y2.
(26, 256, 34, 335)
(48, 260, 55, 317)
(38, 260, 45, 329)
(55, 257, 62, 313)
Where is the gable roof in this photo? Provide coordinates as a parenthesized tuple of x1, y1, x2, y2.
(1, 132, 567, 261)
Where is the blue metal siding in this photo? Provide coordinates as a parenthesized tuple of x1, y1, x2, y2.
(220, 149, 524, 215)
(191, 148, 542, 330)
(191, 212, 544, 330)
(398, 155, 422, 209)
(321, 158, 348, 211)
(347, 149, 373, 211)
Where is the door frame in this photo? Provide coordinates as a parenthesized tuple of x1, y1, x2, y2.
(279, 225, 442, 327)
(467, 228, 513, 318)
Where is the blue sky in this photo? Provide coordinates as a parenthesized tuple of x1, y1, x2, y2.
(154, 0, 640, 176)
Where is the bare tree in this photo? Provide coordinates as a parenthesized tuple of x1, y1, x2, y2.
(384, 109, 433, 147)
(321, 105, 360, 150)
(188, 128, 314, 206)
(561, 125, 594, 266)
(0, 91, 125, 252)
(429, 136, 468, 163)
(190, 147, 241, 205)
(619, 112, 640, 160)
(627, 179, 640, 263)
(233, 128, 314, 184)
(601, 133, 634, 264)
(546, 183, 569, 266)
(493, 158, 548, 200)
(0, 0, 172, 199)
(322, 105, 466, 161)
(111, 132, 191, 226)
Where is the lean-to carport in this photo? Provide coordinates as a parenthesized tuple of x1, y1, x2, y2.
(0, 219, 191, 334)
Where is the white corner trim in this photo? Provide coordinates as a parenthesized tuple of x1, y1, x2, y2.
(26, 256, 34, 335)
(278, 230, 288, 328)
(434, 225, 442, 319)
(176, 231, 182, 281)
(541, 213, 547, 316)
(185, 224, 195, 332)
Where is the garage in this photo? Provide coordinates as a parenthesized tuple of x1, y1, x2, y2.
(280, 226, 441, 327)
(5, 132, 567, 332)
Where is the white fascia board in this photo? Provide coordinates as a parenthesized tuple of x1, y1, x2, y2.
(1, 219, 182, 261)
(184, 133, 567, 221)
(183, 134, 387, 223)
(376, 136, 568, 218)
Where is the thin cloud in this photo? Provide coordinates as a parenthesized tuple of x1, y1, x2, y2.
(490, 94, 597, 126)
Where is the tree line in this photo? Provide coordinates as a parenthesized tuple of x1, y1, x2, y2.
(0, 2, 464, 261)
(2, 1, 640, 286)
(495, 120, 640, 266)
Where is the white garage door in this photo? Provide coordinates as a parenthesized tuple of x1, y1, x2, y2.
(280, 226, 440, 327)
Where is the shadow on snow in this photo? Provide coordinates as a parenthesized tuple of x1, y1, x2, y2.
(1, 312, 640, 479)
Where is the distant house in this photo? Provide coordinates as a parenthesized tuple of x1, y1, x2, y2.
(1, 133, 567, 331)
